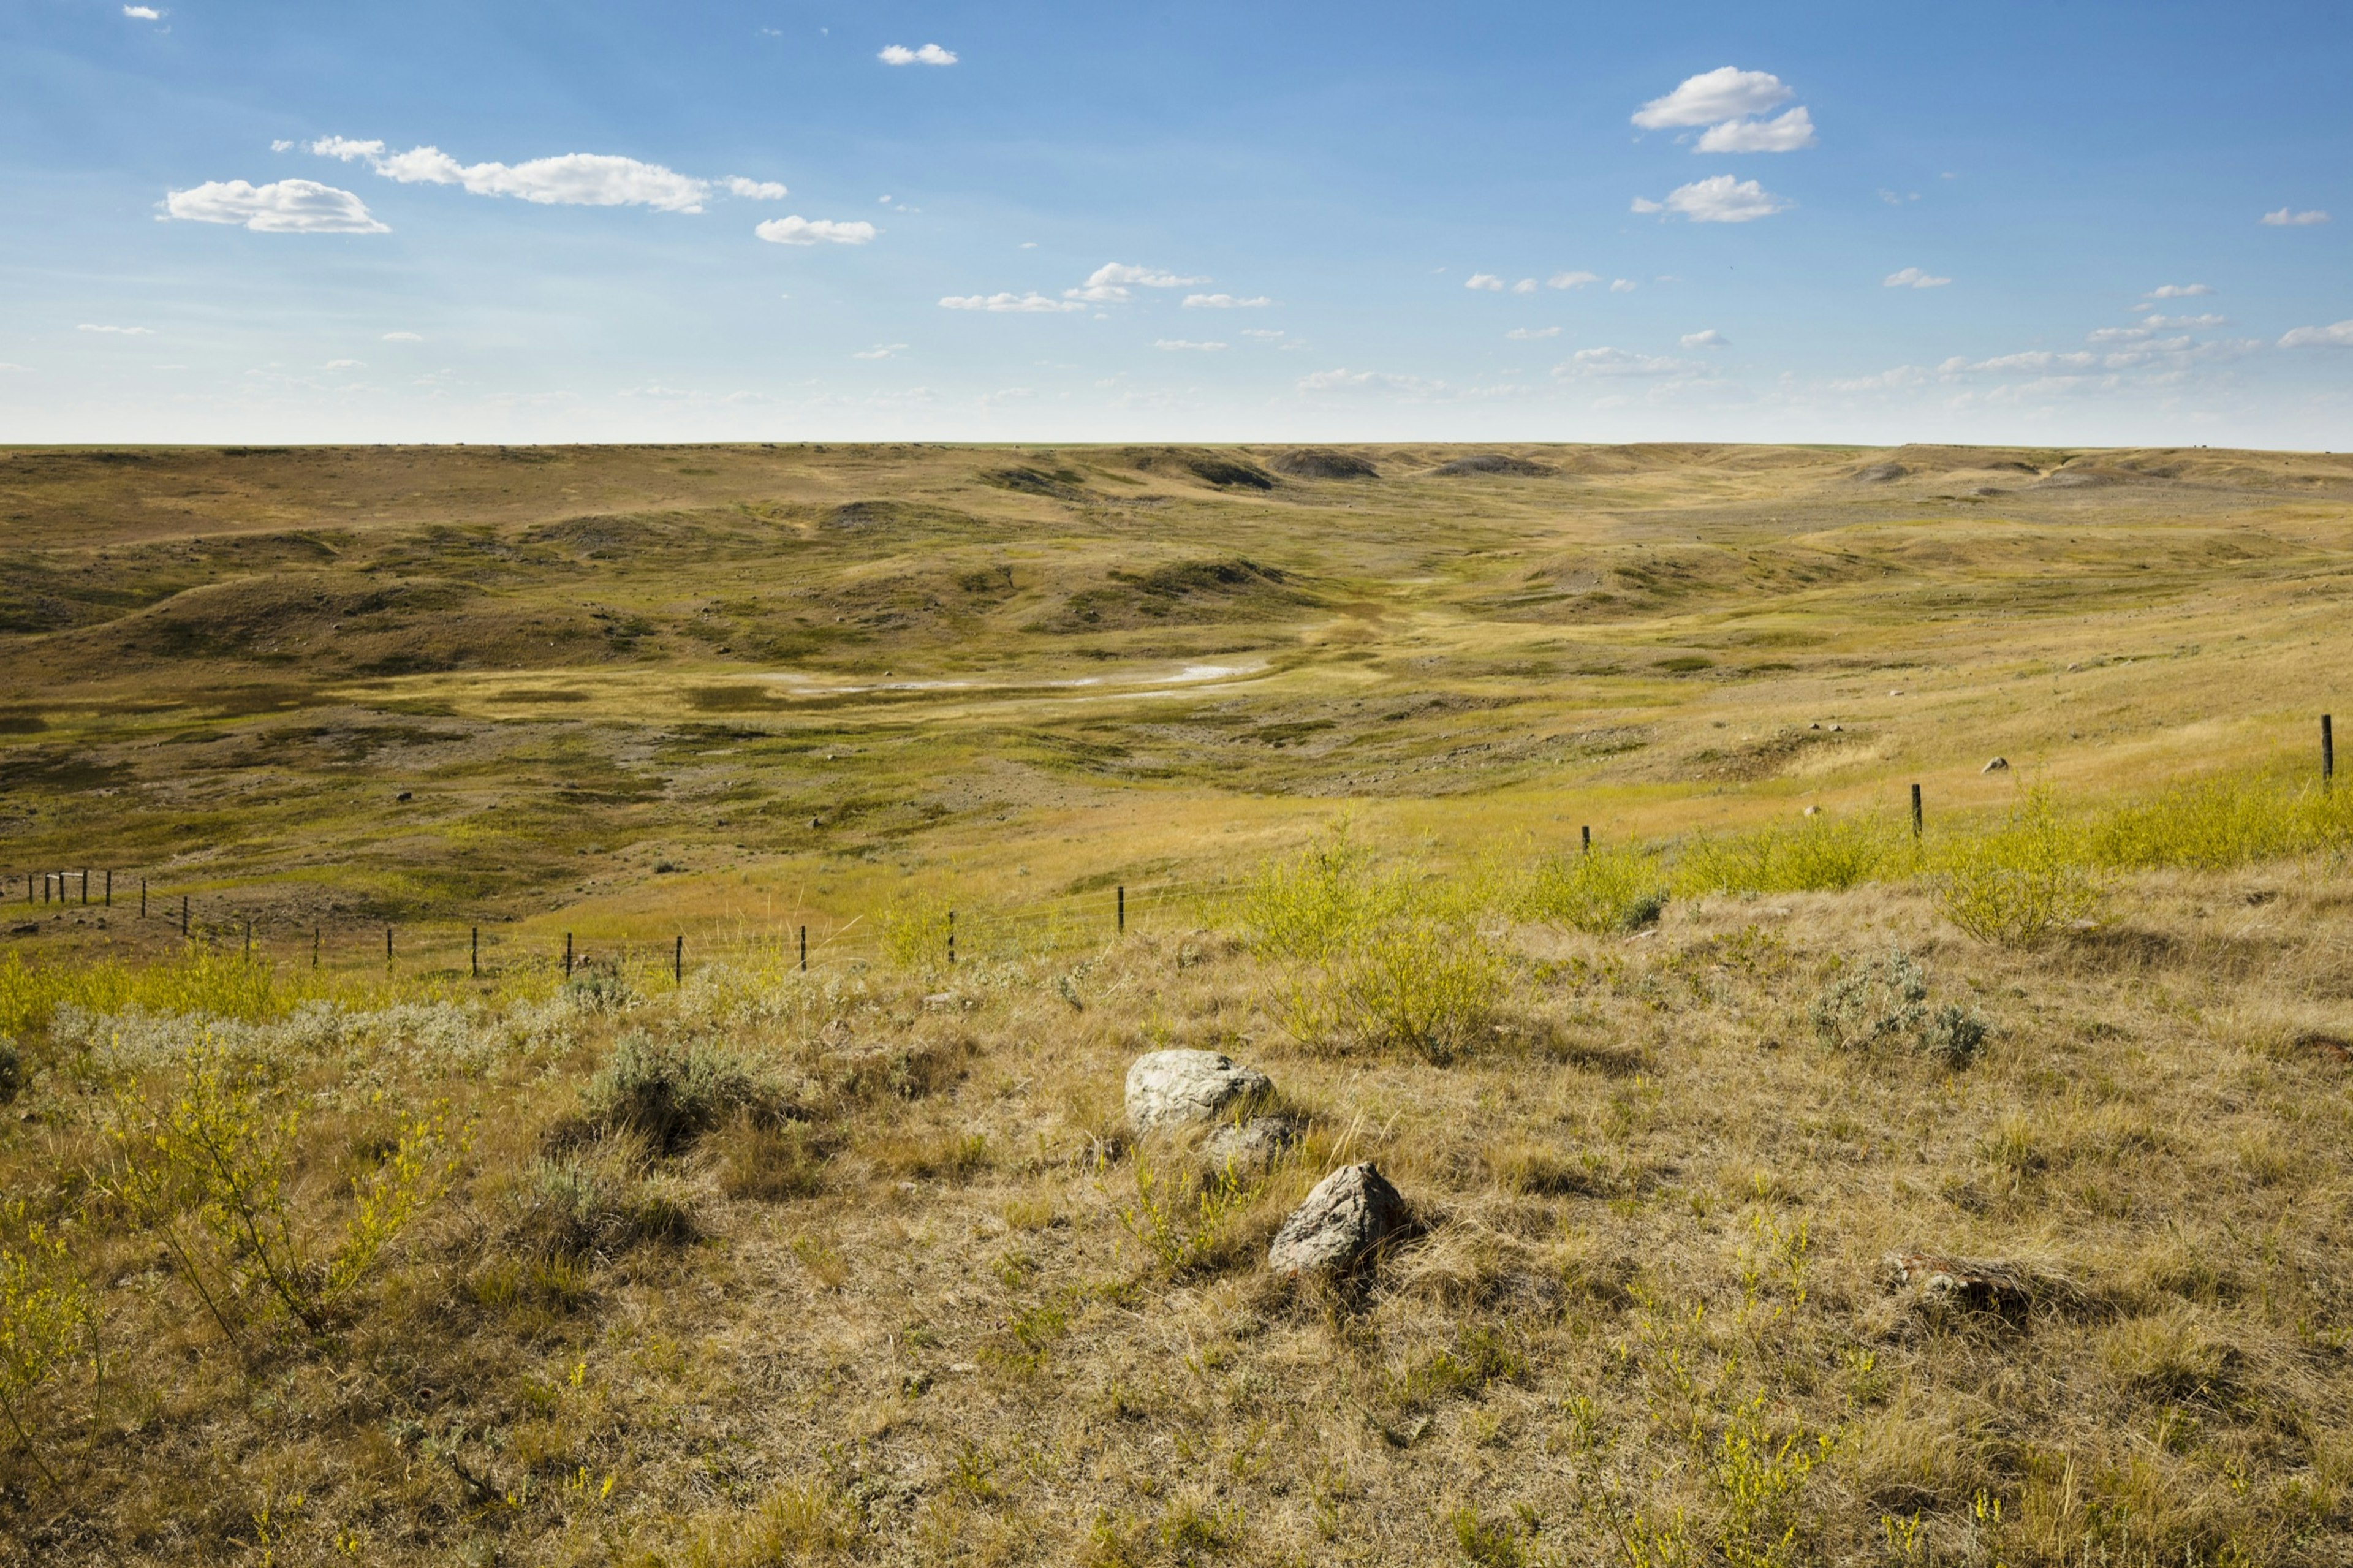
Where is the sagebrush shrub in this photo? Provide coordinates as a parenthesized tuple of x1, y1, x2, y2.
(585, 1032, 778, 1154)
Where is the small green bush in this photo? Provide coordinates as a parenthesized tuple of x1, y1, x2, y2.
(1521, 845, 1666, 934)
(512, 1146, 699, 1259)
(1241, 824, 1407, 960)
(1283, 921, 1506, 1063)
(1677, 811, 1895, 897)
(1935, 789, 2105, 947)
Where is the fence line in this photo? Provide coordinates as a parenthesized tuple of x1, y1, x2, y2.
(0, 868, 1241, 981)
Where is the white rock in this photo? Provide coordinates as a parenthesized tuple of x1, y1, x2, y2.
(1202, 1116, 1296, 1172)
(1267, 1162, 1409, 1278)
(1982, 757, 2010, 772)
(1124, 1049, 1273, 1132)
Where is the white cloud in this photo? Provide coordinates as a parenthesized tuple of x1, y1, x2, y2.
(1547, 271, 1599, 289)
(879, 43, 957, 65)
(754, 216, 876, 246)
(1883, 267, 1951, 289)
(725, 176, 788, 200)
(1609, 279, 1637, 293)
(122, 5, 162, 17)
(1239, 328, 1286, 338)
(2281, 320, 2353, 348)
(323, 358, 363, 368)
(941, 292, 1085, 313)
(0, 363, 28, 372)
(1506, 327, 1561, 340)
(270, 138, 293, 152)
(2146, 283, 2213, 298)
(1680, 329, 1730, 349)
(1297, 367, 1446, 394)
(1632, 67, 1792, 129)
(1694, 106, 1816, 153)
(382, 331, 423, 341)
(316, 136, 715, 213)
(1065, 262, 1207, 303)
(2261, 207, 2329, 227)
(852, 344, 909, 359)
(1153, 339, 1227, 351)
(1826, 365, 1930, 392)
(1559, 346, 1684, 377)
(2143, 313, 2226, 330)
(77, 324, 153, 335)
(1511, 278, 1538, 294)
(1182, 293, 1271, 308)
(1634, 175, 1789, 223)
(164, 178, 388, 233)
(1464, 273, 1506, 292)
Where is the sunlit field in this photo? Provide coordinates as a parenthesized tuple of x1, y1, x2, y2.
(4, 441, 2353, 1565)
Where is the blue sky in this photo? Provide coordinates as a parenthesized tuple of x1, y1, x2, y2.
(3, 0, 2350, 445)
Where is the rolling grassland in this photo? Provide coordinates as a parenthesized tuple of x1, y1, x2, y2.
(1, 442, 2352, 1566)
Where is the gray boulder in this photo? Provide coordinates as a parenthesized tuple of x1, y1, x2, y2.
(1124, 1049, 1273, 1132)
(1202, 1115, 1297, 1173)
(1267, 1162, 1409, 1278)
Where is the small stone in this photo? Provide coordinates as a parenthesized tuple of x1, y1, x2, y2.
(1889, 689, 1906, 697)
(1983, 756, 2010, 772)
(921, 991, 961, 1011)
(1202, 1116, 1296, 1173)
(1267, 1163, 1409, 1278)
(1803, 805, 1821, 817)
(1125, 1049, 1273, 1132)
(1828, 723, 1843, 733)
(1879, 1250, 2034, 1314)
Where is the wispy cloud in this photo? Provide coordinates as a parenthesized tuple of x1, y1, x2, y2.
(1610, 279, 1637, 293)
(2261, 207, 2329, 227)
(1632, 175, 1789, 223)
(122, 5, 162, 17)
(754, 216, 876, 246)
(1694, 107, 1815, 153)
(164, 178, 388, 233)
(1548, 271, 1599, 289)
(2281, 320, 2353, 347)
(77, 324, 154, 335)
(313, 135, 775, 215)
(1506, 327, 1561, 341)
(1182, 293, 1271, 308)
(1680, 329, 1730, 349)
(1066, 262, 1207, 303)
(1883, 267, 1951, 289)
(382, 331, 423, 341)
(1153, 339, 1227, 351)
(2146, 283, 2213, 298)
(1558, 346, 1686, 377)
(940, 292, 1085, 313)
(852, 344, 909, 359)
(1464, 273, 1506, 292)
(879, 43, 957, 66)
(1297, 367, 1447, 394)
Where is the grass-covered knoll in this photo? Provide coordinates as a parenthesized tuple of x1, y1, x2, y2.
(3, 799, 2352, 1564)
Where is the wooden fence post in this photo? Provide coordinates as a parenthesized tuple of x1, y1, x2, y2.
(947, 909, 956, 967)
(181, 895, 189, 936)
(472, 926, 480, 979)
(798, 926, 807, 972)
(2326, 714, 2335, 789)
(1582, 825, 1591, 855)
(1911, 783, 1924, 839)
(674, 934, 683, 987)
(1117, 885, 1125, 933)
